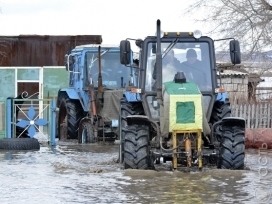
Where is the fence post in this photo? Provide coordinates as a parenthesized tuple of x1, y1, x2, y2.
(50, 99, 56, 146)
(5, 99, 11, 138)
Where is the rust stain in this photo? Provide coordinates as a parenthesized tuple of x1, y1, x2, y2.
(245, 128, 272, 149)
(0, 35, 102, 66)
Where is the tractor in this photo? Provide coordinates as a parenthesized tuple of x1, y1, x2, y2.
(118, 19, 245, 170)
(57, 43, 136, 143)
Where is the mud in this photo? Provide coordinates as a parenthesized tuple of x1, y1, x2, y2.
(0, 141, 271, 203)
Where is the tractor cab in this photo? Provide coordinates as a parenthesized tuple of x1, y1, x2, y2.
(65, 44, 134, 91)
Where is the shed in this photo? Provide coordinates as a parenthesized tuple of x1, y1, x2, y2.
(0, 35, 102, 66)
(217, 63, 263, 104)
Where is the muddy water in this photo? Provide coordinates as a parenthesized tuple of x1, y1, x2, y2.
(0, 142, 271, 204)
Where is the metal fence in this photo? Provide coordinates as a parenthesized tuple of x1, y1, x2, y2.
(0, 100, 6, 139)
(2, 98, 56, 145)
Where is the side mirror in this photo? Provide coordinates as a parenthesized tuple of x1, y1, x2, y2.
(229, 40, 241, 64)
(135, 39, 143, 48)
(120, 40, 131, 65)
(64, 54, 74, 71)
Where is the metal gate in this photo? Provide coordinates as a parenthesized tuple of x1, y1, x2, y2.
(5, 98, 57, 146)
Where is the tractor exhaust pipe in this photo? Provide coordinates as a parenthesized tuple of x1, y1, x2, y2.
(156, 19, 163, 105)
(98, 46, 103, 93)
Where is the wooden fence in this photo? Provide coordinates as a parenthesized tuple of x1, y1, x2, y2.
(231, 103, 272, 128)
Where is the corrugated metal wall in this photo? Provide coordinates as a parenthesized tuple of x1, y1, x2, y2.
(0, 35, 102, 66)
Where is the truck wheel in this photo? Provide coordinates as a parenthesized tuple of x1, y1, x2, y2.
(0, 138, 40, 150)
(58, 95, 84, 140)
(123, 125, 153, 170)
(217, 125, 245, 170)
(78, 121, 95, 143)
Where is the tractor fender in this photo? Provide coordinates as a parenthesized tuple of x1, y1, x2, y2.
(220, 116, 246, 128)
(126, 115, 149, 126)
(211, 116, 246, 144)
(213, 116, 246, 130)
(58, 88, 80, 100)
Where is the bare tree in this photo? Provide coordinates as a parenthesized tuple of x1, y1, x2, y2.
(184, 0, 272, 54)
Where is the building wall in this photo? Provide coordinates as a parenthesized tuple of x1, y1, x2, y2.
(218, 75, 249, 104)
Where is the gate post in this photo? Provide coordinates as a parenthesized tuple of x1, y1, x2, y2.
(6, 99, 12, 138)
(50, 99, 56, 146)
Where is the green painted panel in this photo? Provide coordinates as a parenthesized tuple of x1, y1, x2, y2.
(176, 101, 195, 123)
(17, 69, 39, 80)
(43, 68, 69, 98)
(0, 69, 15, 100)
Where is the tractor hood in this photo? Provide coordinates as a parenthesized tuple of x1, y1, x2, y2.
(160, 81, 203, 137)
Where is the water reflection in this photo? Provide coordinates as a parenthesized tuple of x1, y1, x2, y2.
(0, 145, 271, 204)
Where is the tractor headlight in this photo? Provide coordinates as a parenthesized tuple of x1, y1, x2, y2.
(193, 30, 202, 39)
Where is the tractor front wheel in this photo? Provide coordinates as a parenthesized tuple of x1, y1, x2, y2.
(123, 125, 153, 170)
(78, 120, 95, 143)
(58, 94, 84, 140)
(217, 125, 245, 170)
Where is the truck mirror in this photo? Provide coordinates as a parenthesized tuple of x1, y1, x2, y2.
(120, 40, 131, 65)
(229, 40, 241, 64)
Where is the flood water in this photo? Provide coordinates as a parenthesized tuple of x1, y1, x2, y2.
(0, 141, 271, 204)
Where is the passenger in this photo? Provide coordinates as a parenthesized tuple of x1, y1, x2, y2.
(163, 50, 181, 68)
(162, 50, 181, 82)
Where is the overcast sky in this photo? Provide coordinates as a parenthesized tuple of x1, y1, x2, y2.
(0, 0, 207, 47)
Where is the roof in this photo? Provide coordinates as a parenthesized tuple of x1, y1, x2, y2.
(248, 73, 264, 83)
(75, 44, 120, 49)
(0, 35, 102, 66)
(218, 69, 248, 76)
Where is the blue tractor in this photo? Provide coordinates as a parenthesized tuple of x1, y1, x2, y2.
(57, 43, 136, 143)
(118, 20, 246, 170)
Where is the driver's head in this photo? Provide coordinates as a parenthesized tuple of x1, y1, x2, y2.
(186, 49, 197, 64)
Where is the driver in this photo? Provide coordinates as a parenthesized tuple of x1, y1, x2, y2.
(180, 49, 208, 90)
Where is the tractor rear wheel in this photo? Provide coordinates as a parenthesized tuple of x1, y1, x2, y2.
(58, 94, 84, 140)
(123, 125, 153, 170)
(217, 125, 245, 170)
(210, 100, 231, 124)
